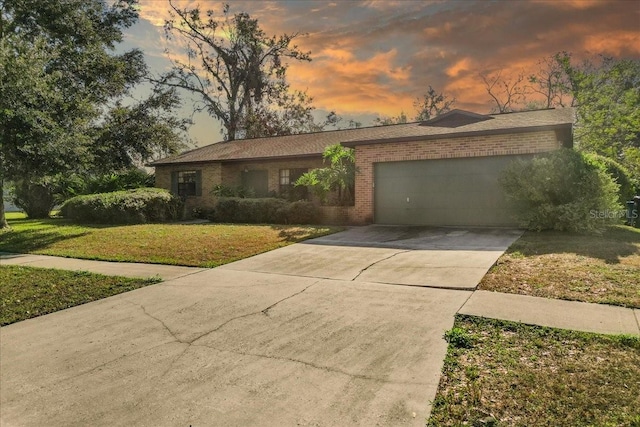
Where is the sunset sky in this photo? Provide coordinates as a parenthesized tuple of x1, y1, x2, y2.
(122, 0, 640, 146)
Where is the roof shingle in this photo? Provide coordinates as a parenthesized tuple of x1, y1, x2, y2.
(150, 108, 574, 166)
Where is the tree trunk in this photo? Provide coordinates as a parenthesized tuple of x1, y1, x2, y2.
(0, 177, 10, 229)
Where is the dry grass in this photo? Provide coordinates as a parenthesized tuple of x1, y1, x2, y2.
(479, 226, 640, 308)
(0, 216, 339, 267)
(429, 316, 640, 426)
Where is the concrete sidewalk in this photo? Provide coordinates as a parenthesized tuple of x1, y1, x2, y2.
(459, 290, 640, 336)
(0, 252, 206, 281)
(2, 252, 638, 336)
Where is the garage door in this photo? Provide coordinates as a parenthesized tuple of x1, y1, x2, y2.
(374, 155, 533, 226)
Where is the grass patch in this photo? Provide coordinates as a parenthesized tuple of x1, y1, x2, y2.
(429, 316, 640, 426)
(0, 265, 161, 326)
(4, 211, 26, 220)
(0, 217, 339, 267)
(479, 226, 640, 308)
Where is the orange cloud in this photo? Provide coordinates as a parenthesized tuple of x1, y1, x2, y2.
(583, 31, 640, 56)
(446, 58, 475, 78)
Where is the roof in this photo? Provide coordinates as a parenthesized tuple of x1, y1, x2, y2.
(150, 108, 575, 166)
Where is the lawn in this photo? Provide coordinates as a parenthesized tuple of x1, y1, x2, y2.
(429, 316, 640, 427)
(0, 265, 161, 326)
(479, 225, 640, 308)
(0, 214, 339, 267)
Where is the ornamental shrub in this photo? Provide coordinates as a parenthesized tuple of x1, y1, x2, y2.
(213, 197, 288, 223)
(500, 148, 620, 232)
(277, 200, 319, 224)
(60, 188, 182, 224)
(212, 198, 318, 224)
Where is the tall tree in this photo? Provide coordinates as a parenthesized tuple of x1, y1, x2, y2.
(158, 1, 311, 141)
(0, 0, 156, 225)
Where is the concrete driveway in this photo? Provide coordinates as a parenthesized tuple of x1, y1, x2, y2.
(1, 226, 520, 427)
(222, 226, 523, 289)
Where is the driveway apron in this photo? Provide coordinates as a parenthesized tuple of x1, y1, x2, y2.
(1, 226, 520, 427)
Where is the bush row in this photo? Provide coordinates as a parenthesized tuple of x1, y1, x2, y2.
(210, 197, 318, 224)
(60, 188, 183, 224)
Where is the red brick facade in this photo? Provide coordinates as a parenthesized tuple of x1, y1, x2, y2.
(351, 130, 561, 224)
(156, 129, 562, 224)
(155, 157, 324, 214)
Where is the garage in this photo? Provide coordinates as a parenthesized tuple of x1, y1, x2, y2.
(374, 155, 534, 227)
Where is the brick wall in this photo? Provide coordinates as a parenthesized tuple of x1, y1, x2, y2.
(154, 163, 222, 212)
(352, 130, 561, 224)
(154, 157, 324, 216)
(222, 157, 324, 194)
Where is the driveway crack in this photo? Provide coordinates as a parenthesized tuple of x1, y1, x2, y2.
(193, 343, 429, 386)
(189, 280, 322, 344)
(351, 250, 411, 281)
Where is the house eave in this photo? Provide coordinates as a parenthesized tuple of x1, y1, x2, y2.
(341, 123, 573, 147)
(149, 152, 322, 168)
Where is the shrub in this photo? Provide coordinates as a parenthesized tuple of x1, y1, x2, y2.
(500, 148, 620, 232)
(212, 198, 319, 224)
(9, 179, 56, 219)
(584, 153, 636, 203)
(84, 169, 155, 194)
(60, 188, 183, 224)
(277, 200, 319, 224)
(213, 197, 288, 223)
(444, 327, 475, 349)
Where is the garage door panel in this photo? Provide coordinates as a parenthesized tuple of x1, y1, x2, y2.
(374, 155, 532, 226)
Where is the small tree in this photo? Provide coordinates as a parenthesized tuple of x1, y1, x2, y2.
(500, 149, 620, 232)
(295, 144, 356, 205)
(413, 85, 456, 121)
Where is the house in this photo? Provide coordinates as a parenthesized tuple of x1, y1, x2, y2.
(150, 108, 574, 226)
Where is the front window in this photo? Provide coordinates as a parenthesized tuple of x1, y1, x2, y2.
(177, 171, 197, 196)
(280, 168, 308, 200)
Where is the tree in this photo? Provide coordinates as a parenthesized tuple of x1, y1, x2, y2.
(158, 1, 311, 141)
(0, 0, 146, 224)
(295, 145, 356, 205)
(413, 85, 456, 121)
(374, 86, 455, 125)
(91, 87, 190, 174)
(480, 69, 529, 113)
(556, 52, 640, 181)
(0, 0, 187, 224)
(373, 111, 408, 126)
(238, 90, 321, 139)
(528, 55, 574, 108)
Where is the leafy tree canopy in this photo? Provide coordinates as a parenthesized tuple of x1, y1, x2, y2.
(0, 0, 187, 224)
(158, 1, 316, 140)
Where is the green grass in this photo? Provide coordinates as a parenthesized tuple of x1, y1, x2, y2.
(480, 226, 640, 308)
(429, 316, 640, 426)
(0, 216, 339, 267)
(0, 265, 161, 326)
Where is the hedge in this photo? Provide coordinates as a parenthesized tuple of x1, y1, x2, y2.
(60, 188, 183, 224)
(212, 197, 318, 224)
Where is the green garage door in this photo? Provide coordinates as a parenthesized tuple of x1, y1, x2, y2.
(374, 155, 533, 226)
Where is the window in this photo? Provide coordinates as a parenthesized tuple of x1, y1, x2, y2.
(171, 170, 201, 197)
(279, 169, 291, 187)
(279, 168, 308, 200)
